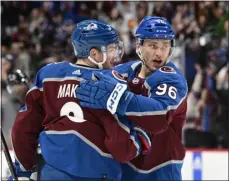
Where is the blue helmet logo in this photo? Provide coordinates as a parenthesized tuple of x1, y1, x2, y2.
(71, 20, 119, 58)
(83, 23, 98, 31)
(135, 16, 175, 47)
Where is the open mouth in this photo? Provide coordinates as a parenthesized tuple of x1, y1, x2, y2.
(152, 60, 162, 66)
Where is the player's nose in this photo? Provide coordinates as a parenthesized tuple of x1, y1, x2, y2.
(155, 49, 163, 58)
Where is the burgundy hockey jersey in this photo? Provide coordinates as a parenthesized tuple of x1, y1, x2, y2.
(114, 60, 188, 180)
(11, 62, 144, 180)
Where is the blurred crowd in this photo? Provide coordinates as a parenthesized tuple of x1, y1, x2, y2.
(1, 1, 228, 149)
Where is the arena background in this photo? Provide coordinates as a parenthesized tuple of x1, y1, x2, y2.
(1, 1, 228, 180)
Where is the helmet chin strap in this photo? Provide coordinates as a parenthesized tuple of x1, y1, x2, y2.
(166, 47, 174, 64)
(136, 47, 153, 74)
(88, 52, 107, 69)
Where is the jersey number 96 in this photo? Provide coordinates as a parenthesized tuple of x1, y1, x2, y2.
(156, 84, 177, 99)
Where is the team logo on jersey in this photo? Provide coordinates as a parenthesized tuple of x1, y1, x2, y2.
(159, 66, 176, 74)
(83, 23, 98, 31)
(72, 69, 81, 75)
(132, 78, 139, 84)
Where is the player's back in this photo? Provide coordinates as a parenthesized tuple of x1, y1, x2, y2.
(12, 61, 138, 180)
(114, 60, 188, 180)
(23, 62, 117, 179)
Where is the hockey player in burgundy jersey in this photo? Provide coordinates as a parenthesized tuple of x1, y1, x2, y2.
(76, 16, 188, 180)
(11, 20, 152, 180)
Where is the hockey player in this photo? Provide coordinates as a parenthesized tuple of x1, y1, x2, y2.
(76, 16, 188, 180)
(11, 20, 151, 180)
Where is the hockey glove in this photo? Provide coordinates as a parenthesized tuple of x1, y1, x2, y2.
(131, 127, 152, 155)
(76, 71, 134, 115)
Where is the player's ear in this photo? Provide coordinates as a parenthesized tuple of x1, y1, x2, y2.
(90, 48, 103, 61)
(90, 48, 103, 63)
(136, 40, 140, 50)
(90, 48, 98, 59)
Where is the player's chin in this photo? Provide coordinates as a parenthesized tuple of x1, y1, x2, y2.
(110, 59, 116, 67)
(150, 63, 161, 71)
(104, 62, 114, 69)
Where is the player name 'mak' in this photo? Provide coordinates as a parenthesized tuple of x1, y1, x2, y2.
(57, 84, 78, 98)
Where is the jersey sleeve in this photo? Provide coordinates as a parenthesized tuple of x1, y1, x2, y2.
(121, 74, 188, 134)
(11, 68, 45, 171)
(90, 109, 141, 163)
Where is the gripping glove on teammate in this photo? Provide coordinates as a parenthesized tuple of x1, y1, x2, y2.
(76, 71, 134, 115)
(131, 126, 152, 155)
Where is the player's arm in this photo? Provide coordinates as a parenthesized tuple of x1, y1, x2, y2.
(91, 109, 151, 163)
(76, 72, 188, 134)
(11, 70, 45, 171)
(119, 81, 188, 134)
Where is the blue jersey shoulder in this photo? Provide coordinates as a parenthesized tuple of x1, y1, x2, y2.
(144, 62, 188, 105)
(32, 62, 68, 88)
(136, 62, 188, 109)
(114, 60, 141, 77)
(33, 61, 106, 88)
(146, 62, 187, 90)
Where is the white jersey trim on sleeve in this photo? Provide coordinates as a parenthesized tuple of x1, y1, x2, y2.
(45, 130, 113, 159)
(125, 91, 188, 116)
(26, 77, 85, 95)
(113, 114, 140, 156)
(42, 77, 85, 83)
(127, 159, 184, 174)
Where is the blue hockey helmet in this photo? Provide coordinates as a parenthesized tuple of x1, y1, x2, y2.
(71, 20, 119, 58)
(135, 16, 175, 47)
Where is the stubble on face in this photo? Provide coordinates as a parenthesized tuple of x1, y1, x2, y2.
(142, 39, 171, 71)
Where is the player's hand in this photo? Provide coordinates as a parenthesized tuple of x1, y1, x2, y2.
(132, 127, 152, 155)
(76, 71, 133, 114)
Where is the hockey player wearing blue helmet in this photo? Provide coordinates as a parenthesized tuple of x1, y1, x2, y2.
(11, 20, 152, 181)
(77, 16, 188, 180)
(135, 16, 176, 74)
(71, 20, 124, 69)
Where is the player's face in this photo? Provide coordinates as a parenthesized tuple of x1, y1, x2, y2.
(141, 39, 171, 71)
(102, 41, 124, 69)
